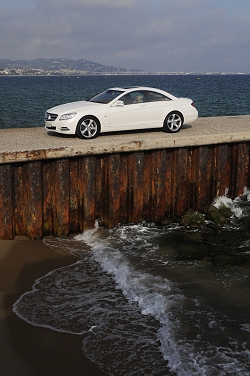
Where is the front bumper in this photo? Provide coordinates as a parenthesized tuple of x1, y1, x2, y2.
(45, 121, 76, 134)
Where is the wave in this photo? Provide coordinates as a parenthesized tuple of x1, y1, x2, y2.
(13, 192, 250, 375)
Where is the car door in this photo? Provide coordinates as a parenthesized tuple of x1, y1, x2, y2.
(109, 90, 150, 130)
(143, 90, 173, 127)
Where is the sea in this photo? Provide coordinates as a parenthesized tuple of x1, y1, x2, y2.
(2, 74, 250, 375)
(0, 74, 250, 129)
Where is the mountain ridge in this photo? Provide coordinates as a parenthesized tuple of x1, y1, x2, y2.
(0, 58, 141, 75)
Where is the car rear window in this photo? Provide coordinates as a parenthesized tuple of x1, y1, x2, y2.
(146, 91, 171, 102)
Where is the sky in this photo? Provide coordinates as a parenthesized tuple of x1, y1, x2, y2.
(0, 0, 250, 73)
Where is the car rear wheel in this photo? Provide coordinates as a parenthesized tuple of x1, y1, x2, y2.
(76, 116, 100, 139)
(163, 112, 183, 133)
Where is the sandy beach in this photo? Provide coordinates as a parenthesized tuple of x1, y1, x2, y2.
(0, 237, 107, 376)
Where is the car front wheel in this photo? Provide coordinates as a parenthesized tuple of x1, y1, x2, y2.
(76, 116, 100, 139)
(163, 112, 183, 133)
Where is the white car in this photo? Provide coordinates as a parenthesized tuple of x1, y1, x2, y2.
(45, 86, 198, 139)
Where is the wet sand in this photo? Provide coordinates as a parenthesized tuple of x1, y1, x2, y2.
(0, 237, 107, 376)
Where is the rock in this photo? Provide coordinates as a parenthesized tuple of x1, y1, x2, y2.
(217, 205, 233, 219)
(205, 205, 226, 226)
(180, 209, 206, 226)
(161, 218, 175, 225)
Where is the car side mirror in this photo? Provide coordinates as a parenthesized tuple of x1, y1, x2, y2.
(113, 100, 124, 107)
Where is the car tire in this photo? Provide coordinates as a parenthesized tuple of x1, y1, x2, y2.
(76, 116, 100, 139)
(163, 112, 183, 133)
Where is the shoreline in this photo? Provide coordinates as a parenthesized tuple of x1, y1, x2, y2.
(0, 73, 249, 77)
(0, 237, 107, 376)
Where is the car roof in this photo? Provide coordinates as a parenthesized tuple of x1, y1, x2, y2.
(108, 86, 162, 92)
(107, 86, 176, 99)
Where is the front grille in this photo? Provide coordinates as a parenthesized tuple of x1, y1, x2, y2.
(45, 112, 58, 121)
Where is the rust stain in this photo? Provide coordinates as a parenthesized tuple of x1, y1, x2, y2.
(0, 148, 68, 164)
(0, 142, 250, 239)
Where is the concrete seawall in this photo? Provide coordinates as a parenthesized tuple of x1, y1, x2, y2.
(0, 115, 250, 239)
(1, 115, 250, 163)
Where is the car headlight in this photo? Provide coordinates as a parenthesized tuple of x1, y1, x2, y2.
(59, 112, 77, 120)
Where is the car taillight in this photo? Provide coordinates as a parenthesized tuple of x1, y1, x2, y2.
(191, 102, 196, 108)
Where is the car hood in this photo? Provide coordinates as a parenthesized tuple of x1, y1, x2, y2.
(47, 100, 101, 114)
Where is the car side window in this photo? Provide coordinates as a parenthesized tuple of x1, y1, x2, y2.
(146, 91, 171, 102)
(120, 93, 133, 105)
(121, 91, 146, 105)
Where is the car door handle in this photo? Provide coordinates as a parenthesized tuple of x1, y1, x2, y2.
(141, 104, 147, 107)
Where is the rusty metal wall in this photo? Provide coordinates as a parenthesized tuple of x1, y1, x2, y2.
(0, 142, 249, 239)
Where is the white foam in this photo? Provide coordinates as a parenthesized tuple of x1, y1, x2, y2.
(13, 219, 250, 375)
(213, 187, 250, 218)
(241, 323, 250, 333)
(75, 226, 212, 375)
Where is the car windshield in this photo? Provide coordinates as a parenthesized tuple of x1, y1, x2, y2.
(87, 89, 124, 104)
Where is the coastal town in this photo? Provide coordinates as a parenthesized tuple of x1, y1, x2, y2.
(0, 58, 140, 76)
(0, 58, 247, 76)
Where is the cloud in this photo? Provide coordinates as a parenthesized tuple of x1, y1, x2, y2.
(116, 49, 142, 60)
(80, 0, 135, 7)
(37, 0, 135, 9)
(0, 0, 250, 73)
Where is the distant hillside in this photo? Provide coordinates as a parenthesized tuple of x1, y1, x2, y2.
(0, 58, 141, 74)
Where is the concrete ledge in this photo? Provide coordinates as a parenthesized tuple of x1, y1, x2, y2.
(1, 115, 250, 164)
